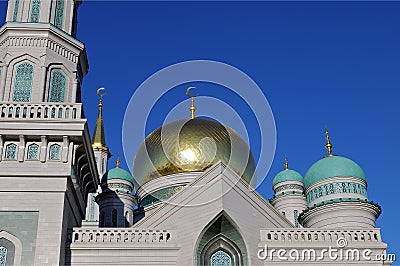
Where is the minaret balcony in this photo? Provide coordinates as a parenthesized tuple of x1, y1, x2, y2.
(0, 101, 83, 120)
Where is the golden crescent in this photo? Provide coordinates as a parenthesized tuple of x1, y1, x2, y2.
(97, 87, 106, 97)
(186, 86, 197, 98)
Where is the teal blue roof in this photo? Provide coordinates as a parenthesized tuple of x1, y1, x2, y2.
(104, 167, 133, 183)
(304, 156, 365, 189)
(273, 169, 303, 186)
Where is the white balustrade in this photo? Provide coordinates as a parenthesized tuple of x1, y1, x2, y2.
(0, 102, 82, 120)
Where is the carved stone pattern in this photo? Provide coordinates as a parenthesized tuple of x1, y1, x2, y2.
(13, 0, 19, 21)
(5, 143, 17, 160)
(54, 0, 64, 29)
(275, 184, 303, 193)
(27, 143, 39, 160)
(0, 246, 7, 266)
(0, 37, 78, 63)
(49, 144, 61, 160)
(49, 70, 66, 102)
(210, 250, 232, 266)
(108, 183, 131, 192)
(29, 0, 41, 23)
(12, 62, 33, 102)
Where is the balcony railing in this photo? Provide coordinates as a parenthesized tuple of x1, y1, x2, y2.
(0, 102, 83, 120)
(69, 228, 174, 244)
(260, 228, 382, 243)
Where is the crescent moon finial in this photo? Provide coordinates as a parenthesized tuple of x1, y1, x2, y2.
(186, 86, 198, 98)
(96, 87, 106, 107)
(97, 87, 106, 98)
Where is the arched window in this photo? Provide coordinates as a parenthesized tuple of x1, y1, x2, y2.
(54, 0, 64, 29)
(49, 144, 61, 160)
(27, 143, 39, 160)
(210, 250, 232, 266)
(48, 70, 66, 102)
(29, 0, 41, 22)
(0, 246, 7, 266)
(112, 209, 117, 227)
(13, 0, 19, 21)
(12, 62, 34, 102)
(5, 143, 17, 160)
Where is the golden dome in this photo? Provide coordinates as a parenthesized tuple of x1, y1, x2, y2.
(133, 118, 256, 187)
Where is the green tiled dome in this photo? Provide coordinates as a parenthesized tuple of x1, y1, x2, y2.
(104, 167, 133, 183)
(273, 169, 303, 186)
(304, 156, 365, 189)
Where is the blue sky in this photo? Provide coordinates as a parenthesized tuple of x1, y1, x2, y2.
(2, 0, 400, 256)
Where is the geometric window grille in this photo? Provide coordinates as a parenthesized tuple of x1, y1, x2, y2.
(49, 144, 61, 160)
(54, 0, 64, 29)
(12, 62, 34, 102)
(49, 70, 66, 102)
(13, 0, 19, 21)
(27, 143, 39, 160)
(29, 0, 41, 23)
(210, 250, 232, 266)
(0, 246, 7, 266)
(294, 210, 299, 228)
(5, 143, 17, 160)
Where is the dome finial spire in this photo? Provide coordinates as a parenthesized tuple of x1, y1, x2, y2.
(92, 88, 107, 149)
(284, 155, 289, 170)
(186, 86, 198, 119)
(116, 154, 121, 168)
(325, 128, 333, 157)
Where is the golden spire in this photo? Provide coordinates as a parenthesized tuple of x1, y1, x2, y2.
(186, 86, 197, 119)
(116, 154, 121, 168)
(325, 128, 333, 157)
(284, 156, 289, 170)
(92, 88, 107, 149)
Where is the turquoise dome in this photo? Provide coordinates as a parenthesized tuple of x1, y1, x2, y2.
(273, 169, 303, 186)
(103, 167, 133, 183)
(304, 156, 365, 189)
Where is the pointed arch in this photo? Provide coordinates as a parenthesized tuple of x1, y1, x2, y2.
(0, 231, 22, 265)
(195, 212, 247, 266)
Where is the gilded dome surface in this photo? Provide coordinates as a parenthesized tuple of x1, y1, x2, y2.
(133, 118, 256, 187)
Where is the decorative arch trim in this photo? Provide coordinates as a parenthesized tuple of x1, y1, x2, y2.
(0, 231, 22, 266)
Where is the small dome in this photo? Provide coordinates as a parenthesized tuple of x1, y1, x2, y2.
(273, 169, 303, 186)
(133, 118, 256, 187)
(304, 155, 365, 189)
(103, 167, 133, 183)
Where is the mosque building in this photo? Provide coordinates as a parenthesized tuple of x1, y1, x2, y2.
(0, 0, 391, 265)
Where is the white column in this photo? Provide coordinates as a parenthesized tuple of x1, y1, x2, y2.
(18, 135, 25, 162)
(40, 135, 47, 162)
(62, 136, 69, 162)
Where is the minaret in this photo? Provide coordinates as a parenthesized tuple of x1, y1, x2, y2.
(0, 0, 95, 264)
(300, 130, 381, 228)
(96, 157, 136, 228)
(84, 89, 111, 224)
(270, 157, 307, 227)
